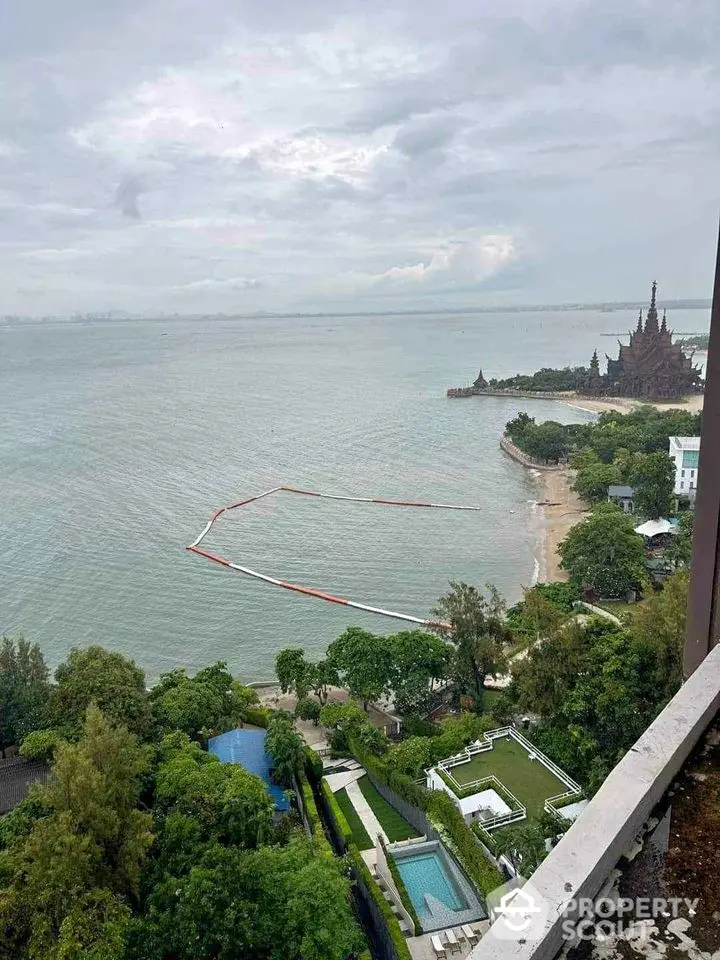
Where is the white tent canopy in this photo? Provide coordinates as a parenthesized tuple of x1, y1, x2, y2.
(634, 518, 678, 538)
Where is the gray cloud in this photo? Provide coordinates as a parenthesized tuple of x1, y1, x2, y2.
(1, 0, 719, 315)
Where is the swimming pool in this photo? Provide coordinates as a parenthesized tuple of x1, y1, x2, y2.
(396, 851, 465, 918)
(390, 839, 487, 933)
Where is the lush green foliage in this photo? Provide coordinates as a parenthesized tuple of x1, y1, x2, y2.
(0, 705, 154, 959)
(508, 577, 687, 794)
(506, 583, 578, 644)
(0, 637, 50, 752)
(346, 844, 412, 960)
(665, 512, 694, 568)
(432, 582, 510, 709)
(492, 821, 550, 874)
(378, 835, 421, 932)
(295, 697, 321, 724)
(511, 406, 701, 512)
(425, 791, 503, 895)
(150, 662, 259, 739)
(320, 780, 354, 849)
(154, 732, 274, 848)
(19, 727, 65, 760)
(265, 712, 306, 787)
(559, 504, 647, 597)
(51, 645, 152, 739)
(489, 367, 585, 392)
(275, 649, 339, 707)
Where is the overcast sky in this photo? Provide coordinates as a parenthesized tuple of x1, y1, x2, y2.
(2, 0, 719, 315)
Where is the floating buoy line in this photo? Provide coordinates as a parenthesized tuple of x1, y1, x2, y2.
(186, 485, 483, 628)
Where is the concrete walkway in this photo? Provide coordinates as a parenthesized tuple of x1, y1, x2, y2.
(346, 778, 388, 844)
(325, 769, 366, 792)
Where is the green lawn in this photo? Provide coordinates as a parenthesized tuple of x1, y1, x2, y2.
(335, 787, 373, 850)
(479, 688, 504, 713)
(357, 776, 420, 842)
(447, 737, 567, 819)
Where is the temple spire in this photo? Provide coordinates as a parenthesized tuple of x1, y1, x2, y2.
(645, 280, 659, 333)
(636, 309, 643, 334)
(661, 308, 668, 334)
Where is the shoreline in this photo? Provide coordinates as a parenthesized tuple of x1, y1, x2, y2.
(533, 467, 588, 583)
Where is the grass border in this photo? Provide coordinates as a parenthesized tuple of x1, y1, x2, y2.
(357, 776, 420, 843)
(333, 785, 372, 850)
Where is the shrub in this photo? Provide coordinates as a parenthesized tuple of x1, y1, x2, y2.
(243, 706, 270, 728)
(320, 780, 353, 850)
(295, 697, 321, 724)
(378, 836, 421, 933)
(19, 727, 64, 761)
(426, 792, 503, 896)
(304, 745, 324, 784)
(347, 844, 413, 960)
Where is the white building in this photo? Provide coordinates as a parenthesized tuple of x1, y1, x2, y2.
(669, 436, 701, 500)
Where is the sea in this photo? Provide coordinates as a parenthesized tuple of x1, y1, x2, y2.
(0, 308, 708, 682)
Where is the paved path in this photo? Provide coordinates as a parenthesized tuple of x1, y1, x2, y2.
(346, 778, 388, 844)
(325, 769, 366, 792)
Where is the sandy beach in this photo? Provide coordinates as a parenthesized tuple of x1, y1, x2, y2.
(562, 393, 704, 415)
(536, 468, 588, 583)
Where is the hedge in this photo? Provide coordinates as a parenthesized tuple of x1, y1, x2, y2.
(350, 737, 503, 897)
(347, 843, 412, 960)
(243, 706, 270, 728)
(320, 779, 353, 850)
(350, 738, 429, 811)
(426, 791, 503, 896)
(304, 745, 324, 784)
(378, 836, 421, 933)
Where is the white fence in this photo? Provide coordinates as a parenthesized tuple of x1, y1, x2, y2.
(433, 726, 582, 832)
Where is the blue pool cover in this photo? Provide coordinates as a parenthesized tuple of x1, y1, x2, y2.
(208, 728, 290, 811)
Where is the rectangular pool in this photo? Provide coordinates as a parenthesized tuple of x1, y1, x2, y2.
(396, 851, 465, 917)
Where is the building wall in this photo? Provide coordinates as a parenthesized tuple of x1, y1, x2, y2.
(670, 439, 701, 499)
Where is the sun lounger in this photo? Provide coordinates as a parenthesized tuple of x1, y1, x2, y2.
(431, 934, 447, 959)
(444, 929, 461, 953)
(461, 924, 479, 945)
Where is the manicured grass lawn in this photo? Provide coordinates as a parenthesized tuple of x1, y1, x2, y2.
(335, 787, 373, 850)
(447, 737, 566, 819)
(357, 776, 420, 842)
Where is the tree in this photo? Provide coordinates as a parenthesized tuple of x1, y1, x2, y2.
(558, 504, 646, 598)
(0, 636, 50, 752)
(52, 646, 152, 739)
(19, 727, 65, 761)
(665, 511, 694, 569)
(572, 461, 620, 504)
(155, 732, 273, 848)
(0, 705, 154, 958)
(318, 700, 365, 751)
(388, 736, 435, 777)
(494, 821, 549, 875)
(307, 660, 339, 706)
(130, 836, 362, 960)
(387, 630, 450, 717)
(326, 628, 394, 708)
(294, 698, 321, 725)
(628, 569, 688, 704)
(432, 583, 509, 710)
(631, 451, 675, 518)
(151, 663, 257, 738)
(275, 648, 311, 701)
(519, 421, 569, 464)
(265, 713, 305, 787)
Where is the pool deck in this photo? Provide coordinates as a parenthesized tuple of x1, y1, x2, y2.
(407, 921, 491, 960)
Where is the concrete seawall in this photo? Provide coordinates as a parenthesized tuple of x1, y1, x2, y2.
(499, 435, 565, 472)
(447, 387, 575, 400)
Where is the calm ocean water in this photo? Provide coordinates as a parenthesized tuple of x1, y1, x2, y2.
(0, 308, 707, 681)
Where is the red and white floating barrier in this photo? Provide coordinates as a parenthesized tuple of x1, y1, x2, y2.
(186, 485, 481, 627)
